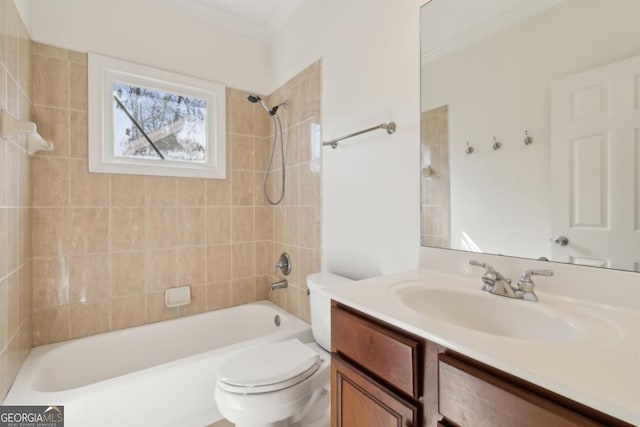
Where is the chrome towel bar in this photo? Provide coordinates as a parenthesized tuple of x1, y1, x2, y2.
(322, 121, 397, 149)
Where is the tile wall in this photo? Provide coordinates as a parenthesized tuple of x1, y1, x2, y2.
(266, 62, 322, 321)
(30, 44, 322, 345)
(0, 0, 33, 399)
(420, 106, 450, 247)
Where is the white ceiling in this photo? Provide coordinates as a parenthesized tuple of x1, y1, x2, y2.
(421, 0, 563, 64)
(161, 0, 307, 39)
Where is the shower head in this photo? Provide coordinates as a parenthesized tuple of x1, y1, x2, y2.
(269, 101, 288, 116)
(247, 93, 272, 115)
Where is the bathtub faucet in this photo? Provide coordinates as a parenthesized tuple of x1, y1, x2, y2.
(270, 279, 288, 291)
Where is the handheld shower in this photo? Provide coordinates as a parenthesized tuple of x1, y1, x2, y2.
(247, 94, 289, 205)
(247, 94, 288, 117)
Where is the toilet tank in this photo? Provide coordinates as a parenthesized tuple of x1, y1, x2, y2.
(307, 273, 354, 351)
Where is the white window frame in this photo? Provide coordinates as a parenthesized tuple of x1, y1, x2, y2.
(88, 53, 226, 179)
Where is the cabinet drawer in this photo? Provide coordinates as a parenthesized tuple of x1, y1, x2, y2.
(332, 355, 419, 427)
(331, 305, 420, 398)
(438, 354, 605, 427)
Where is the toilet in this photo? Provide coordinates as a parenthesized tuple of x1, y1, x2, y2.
(214, 273, 353, 427)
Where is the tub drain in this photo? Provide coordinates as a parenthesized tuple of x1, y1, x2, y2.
(274, 314, 281, 327)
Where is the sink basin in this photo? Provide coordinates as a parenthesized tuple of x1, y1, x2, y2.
(390, 283, 584, 343)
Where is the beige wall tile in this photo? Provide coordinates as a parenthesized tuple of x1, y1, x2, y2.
(145, 207, 177, 248)
(177, 246, 205, 285)
(111, 294, 145, 330)
(145, 249, 177, 291)
(32, 208, 69, 257)
(231, 171, 255, 206)
(178, 207, 205, 246)
(206, 281, 232, 311)
(299, 206, 315, 249)
(6, 273, 17, 338)
(255, 275, 269, 301)
(70, 159, 109, 206)
(255, 241, 273, 276)
(32, 54, 69, 108)
(206, 207, 231, 244)
(231, 242, 254, 279)
(32, 257, 69, 310)
(31, 106, 70, 157)
(232, 278, 255, 306)
(206, 244, 231, 283)
(5, 142, 17, 206)
(70, 111, 88, 159)
(31, 157, 69, 206)
(255, 207, 273, 241)
(228, 95, 254, 135)
(69, 62, 87, 111)
(178, 285, 206, 316)
(31, 42, 68, 60)
(146, 291, 177, 323)
(69, 253, 110, 304)
(6, 209, 17, 272)
(68, 51, 87, 65)
(284, 166, 300, 206)
(285, 207, 300, 246)
(231, 207, 254, 242)
(146, 176, 177, 206)
(111, 208, 145, 251)
(69, 208, 109, 254)
(206, 178, 231, 206)
(33, 306, 70, 346)
(111, 174, 146, 206)
(230, 134, 254, 171)
(70, 300, 110, 339)
(177, 178, 205, 206)
(285, 286, 301, 318)
(111, 251, 145, 297)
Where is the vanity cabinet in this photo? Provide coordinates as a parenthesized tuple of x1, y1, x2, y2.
(331, 303, 422, 426)
(331, 301, 632, 427)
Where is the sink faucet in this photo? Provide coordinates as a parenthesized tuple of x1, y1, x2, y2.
(469, 260, 553, 302)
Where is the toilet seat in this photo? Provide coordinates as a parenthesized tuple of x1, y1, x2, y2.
(217, 339, 322, 395)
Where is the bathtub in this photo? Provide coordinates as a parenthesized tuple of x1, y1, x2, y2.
(4, 301, 313, 427)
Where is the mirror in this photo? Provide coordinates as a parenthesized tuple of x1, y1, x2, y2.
(420, 0, 640, 272)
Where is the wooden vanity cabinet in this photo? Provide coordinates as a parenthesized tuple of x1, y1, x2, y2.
(331, 302, 423, 427)
(331, 301, 633, 427)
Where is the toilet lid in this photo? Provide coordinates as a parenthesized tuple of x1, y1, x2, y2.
(218, 339, 321, 390)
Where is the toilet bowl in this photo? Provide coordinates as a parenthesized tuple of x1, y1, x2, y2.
(214, 273, 353, 427)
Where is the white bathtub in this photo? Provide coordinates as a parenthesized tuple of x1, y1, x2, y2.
(4, 301, 313, 427)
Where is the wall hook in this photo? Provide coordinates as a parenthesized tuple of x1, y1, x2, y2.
(492, 137, 502, 150)
(465, 141, 474, 155)
(524, 130, 533, 146)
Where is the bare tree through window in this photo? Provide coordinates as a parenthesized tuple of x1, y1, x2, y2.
(113, 82, 208, 162)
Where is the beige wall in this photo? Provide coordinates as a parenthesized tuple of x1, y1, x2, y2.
(29, 45, 322, 346)
(0, 0, 33, 400)
(266, 62, 322, 320)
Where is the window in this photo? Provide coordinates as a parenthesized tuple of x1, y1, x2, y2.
(89, 54, 226, 179)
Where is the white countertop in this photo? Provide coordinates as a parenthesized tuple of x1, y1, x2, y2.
(324, 269, 640, 425)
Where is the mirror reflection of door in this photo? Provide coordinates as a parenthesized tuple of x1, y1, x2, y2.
(551, 54, 640, 271)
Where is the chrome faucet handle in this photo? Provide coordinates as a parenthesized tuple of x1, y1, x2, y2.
(517, 269, 554, 296)
(469, 260, 499, 291)
(273, 252, 292, 276)
(469, 259, 495, 273)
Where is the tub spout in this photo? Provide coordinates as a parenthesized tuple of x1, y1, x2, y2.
(270, 279, 288, 291)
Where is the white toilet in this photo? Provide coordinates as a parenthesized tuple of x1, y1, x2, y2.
(214, 273, 353, 427)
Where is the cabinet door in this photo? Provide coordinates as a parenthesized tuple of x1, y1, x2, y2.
(332, 355, 418, 427)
